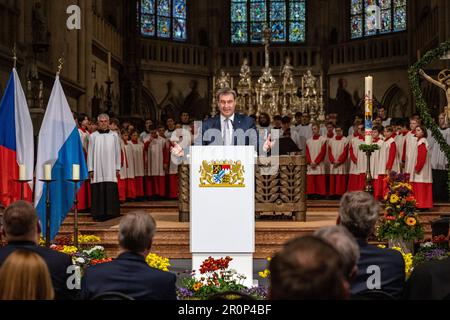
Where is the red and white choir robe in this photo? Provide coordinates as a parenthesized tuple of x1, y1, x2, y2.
(410, 138, 433, 209)
(402, 129, 418, 178)
(323, 131, 335, 194)
(306, 135, 327, 195)
(77, 128, 91, 210)
(130, 140, 145, 198)
(167, 132, 181, 199)
(328, 136, 349, 196)
(376, 135, 400, 200)
(369, 137, 384, 199)
(123, 140, 136, 200)
(395, 131, 407, 167)
(140, 131, 151, 143)
(145, 136, 168, 197)
(429, 127, 450, 200)
(348, 134, 364, 191)
(118, 139, 128, 202)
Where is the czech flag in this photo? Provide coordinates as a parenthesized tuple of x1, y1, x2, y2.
(0, 69, 34, 206)
(34, 75, 88, 240)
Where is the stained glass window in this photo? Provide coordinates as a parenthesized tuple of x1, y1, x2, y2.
(350, 0, 407, 39)
(231, 0, 306, 44)
(140, 0, 187, 41)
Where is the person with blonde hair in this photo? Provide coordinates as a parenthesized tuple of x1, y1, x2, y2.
(0, 249, 54, 300)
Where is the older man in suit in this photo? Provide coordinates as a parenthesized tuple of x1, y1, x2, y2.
(338, 192, 405, 298)
(0, 201, 75, 300)
(80, 212, 177, 300)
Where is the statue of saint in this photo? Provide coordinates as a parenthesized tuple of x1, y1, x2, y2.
(216, 69, 231, 89)
(302, 70, 317, 98)
(419, 69, 450, 121)
(281, 56, 294, 87)
(238, 58, 252, 87)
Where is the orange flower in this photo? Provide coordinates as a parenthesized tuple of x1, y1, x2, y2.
(399, 212, 405, 218)
(193, 282, 203, 291)
(405, 217, 416, 226)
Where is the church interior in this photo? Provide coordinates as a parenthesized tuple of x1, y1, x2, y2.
(0, 0, 450, 301)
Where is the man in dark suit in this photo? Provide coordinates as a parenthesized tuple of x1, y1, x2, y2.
(338, 192, 405, 298)
(80, 212, 177, 300)
(0, 200, 75, 300)
(200, 87, 258, 148)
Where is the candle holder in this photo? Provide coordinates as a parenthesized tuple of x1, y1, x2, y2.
(359, 144, 380, 195)
(39, 179, 55, 247)
(68, 178, 85, 249)
(15, 179, 32, 200)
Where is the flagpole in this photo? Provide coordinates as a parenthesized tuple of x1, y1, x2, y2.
(12, 43, 17, 69)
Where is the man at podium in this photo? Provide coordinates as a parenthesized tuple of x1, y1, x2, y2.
(199, 87, 257, 148)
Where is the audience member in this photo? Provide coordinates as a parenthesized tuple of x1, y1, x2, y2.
(338, 192, 405, 298)
(0, 249, 54, 300)
(80, 212, 177, 300)
(269, 235, 349, 300)
(0, 201, 75, 300)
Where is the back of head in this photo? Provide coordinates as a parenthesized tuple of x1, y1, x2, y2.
(269, 236, 348, 300)
(339, 192, 379, 239)
(2, 201, 38, 241)
(314, 226, 360, 279)
(118, 212, 156, 253)
(0, 249, 54, 300)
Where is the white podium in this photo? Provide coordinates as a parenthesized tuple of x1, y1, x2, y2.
(190, 146, 255, 287)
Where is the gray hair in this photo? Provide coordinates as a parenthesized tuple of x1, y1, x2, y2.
(97, 113, 110, 121)
(339, 191, 380, 239)
(314, 226, 360, 278)
(118, 212, 156, 253)
(216, 87, 237, 102)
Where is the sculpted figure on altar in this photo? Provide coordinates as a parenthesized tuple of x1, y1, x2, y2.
(281, 56, 295, 87)
(419, 69, 450, 123)
(238, 58, 252, 87)
(216, 69, 231, 90)
(303, 70, 317, 98)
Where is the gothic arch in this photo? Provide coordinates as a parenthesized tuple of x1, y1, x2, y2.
(381, 84, 409, 118)
(141, 85, 158, 122)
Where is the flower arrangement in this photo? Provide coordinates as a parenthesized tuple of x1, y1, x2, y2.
(146, 253, 171, 271)
(413, 237, 449, 267)
(377, 172, 424, 242)
(177, 256, 266, 300)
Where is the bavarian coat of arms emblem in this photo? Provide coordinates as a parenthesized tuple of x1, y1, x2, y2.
(199, 160, 245, 187)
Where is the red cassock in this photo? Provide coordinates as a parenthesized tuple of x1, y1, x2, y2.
(348, 135, 363, 192)
(410, 139, 433, 209)
(306, 135, 327, 195)
(375, 136, 399, 200)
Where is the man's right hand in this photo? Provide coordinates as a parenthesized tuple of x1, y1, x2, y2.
(170, 142, 184, 157)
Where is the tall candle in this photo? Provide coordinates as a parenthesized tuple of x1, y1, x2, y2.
(365, 76, 373, 145)
(72, 164, 80, 180)
(107, 52, 112, 79)
(19, 164, 26, 181)
(44, 164, 52, 180)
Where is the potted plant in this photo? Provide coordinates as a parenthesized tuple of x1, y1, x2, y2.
(377, 172, 424, 254)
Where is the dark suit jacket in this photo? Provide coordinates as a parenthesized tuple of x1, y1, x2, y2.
(351, 239, 405, 298)
(199, 113, 257, 148)
(0, 241, 75, 300)
(79, 252, 177, 300)
(404, 257, 450, 300)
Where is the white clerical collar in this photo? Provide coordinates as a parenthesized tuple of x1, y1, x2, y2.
(220, 113, 235, 124)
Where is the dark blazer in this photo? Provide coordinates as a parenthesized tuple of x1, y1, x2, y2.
(79, 252, 177, 300)
(199, 113, 257, 148)
(0, 241, 76, 300)
(351, 239, 405, 298)
(404, 257, 450, 300)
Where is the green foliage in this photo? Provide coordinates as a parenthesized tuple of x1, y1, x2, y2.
(408, 40, 450, 197)
(359, 144, 380, 153)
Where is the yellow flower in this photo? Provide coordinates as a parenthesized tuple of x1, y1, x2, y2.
(405, 217, 416, 226)
(390, 194, 399, 204)
(377, 244, 386, 249)
(258, 269, 270, 278)
(61, 245, 78, 254)
(76, 234, 101, 244)
(146, 253, 171, 271)
(193, 282, 203, 291)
